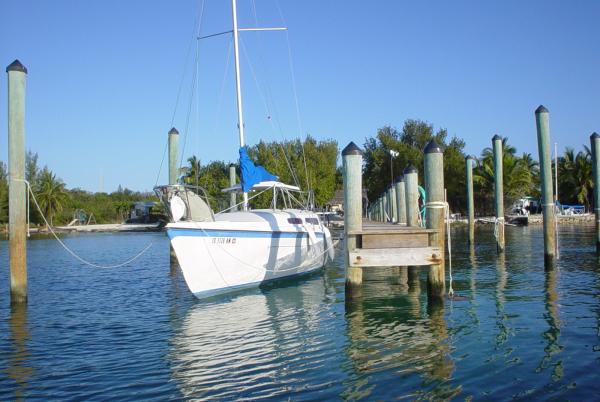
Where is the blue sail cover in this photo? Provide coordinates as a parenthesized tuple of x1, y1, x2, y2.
(239, 147, 278, 192)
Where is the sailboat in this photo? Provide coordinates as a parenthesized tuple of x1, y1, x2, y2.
(155, 0, 335, 299)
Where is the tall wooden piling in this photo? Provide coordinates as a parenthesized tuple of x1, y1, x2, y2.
(382, 189, 388, 222)
(7, 60, 27, 304)
(591, 133, 600, 253)
(395, 175, 407, 225)
(466, 156, 475, 244)
(404, 165, 419, 227)
(389, 185, 397, 223)
(342, 142, 363, 285)
(535, 105, 556, 267)
(168, 127, 179, 185)
(492, 135, 505, 252)
(424, 139, 445, 298)
(229, 164, 237, 211)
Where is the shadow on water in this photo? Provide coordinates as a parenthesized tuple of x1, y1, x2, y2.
(343, 266, 458, 400)
(5, 303, 34, 401)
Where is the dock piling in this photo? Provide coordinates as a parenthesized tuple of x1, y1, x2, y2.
(229, 164, 237, 211)
(466, 156, 475, 244)
(389, 185, 397, 223)
(7, 60, 28, 304)
(395, 176, 407, 225)
(424, 140, 445, 298)
(342, 142, 364, 285)
(535, 106, 556, 267)
(591, 133, 600, 253)
(492, 135, 505, 252)
(404, 165, 419, 227)
(168, 127, 179, 185)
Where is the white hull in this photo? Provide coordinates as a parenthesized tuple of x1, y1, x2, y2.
(168, 209, 333, 298)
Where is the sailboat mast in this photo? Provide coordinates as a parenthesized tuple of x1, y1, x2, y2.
(231, 0, 249, 210)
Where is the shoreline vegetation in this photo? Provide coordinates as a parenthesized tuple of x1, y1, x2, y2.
(0, 120, 594, 229)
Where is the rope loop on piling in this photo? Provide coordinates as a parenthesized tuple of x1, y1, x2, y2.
(424, 201, 454, 297)
(15, 179, 155, 269)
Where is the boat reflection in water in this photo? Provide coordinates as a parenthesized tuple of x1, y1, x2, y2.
(344, 267, 457, 400)
(168, 271, 342, 400)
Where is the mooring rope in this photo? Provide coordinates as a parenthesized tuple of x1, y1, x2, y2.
(15, 179, 154, 269)
(493, 216, 504, 241)
(425, 201, 454, 297)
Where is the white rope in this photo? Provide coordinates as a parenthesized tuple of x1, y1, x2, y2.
(425, 201, 454, 297)
(16, 179, 154, 269)
(493, 216, 504, 241)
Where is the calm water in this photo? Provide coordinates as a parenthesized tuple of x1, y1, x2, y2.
(1, 225, 600, 400)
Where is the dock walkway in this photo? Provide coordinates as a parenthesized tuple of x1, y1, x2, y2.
(347, 220, 441, 268)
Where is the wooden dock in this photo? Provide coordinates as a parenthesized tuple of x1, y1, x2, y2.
(347, 220, 441, 268)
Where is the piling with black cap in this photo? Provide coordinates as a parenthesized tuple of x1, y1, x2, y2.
(168, 127, 179, 185)
(342, 142, 363, 285)
(394, 175, 406, 225)
(466, 156, 475, 244)
(591, 133, 600, 253)
(404, 165, 419, 227)
(7, 60, 28, 303)
(424, 139, 445, 298)
(535, 106, 555, 267)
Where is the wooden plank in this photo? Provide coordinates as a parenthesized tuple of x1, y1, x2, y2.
(349, 247, 442, 267)
(361, 233, 429, 249)
(347, 228, 438, 235)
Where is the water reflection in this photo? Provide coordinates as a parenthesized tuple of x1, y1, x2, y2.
(495, 253, 509, 347)
(344, 267, 458, 399)
(168, 273, 338, 400)
(5, 304, 33, 401)
(537, 269, 563, 379)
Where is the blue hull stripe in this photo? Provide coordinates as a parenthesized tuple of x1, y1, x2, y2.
(168, 228, 325, 240)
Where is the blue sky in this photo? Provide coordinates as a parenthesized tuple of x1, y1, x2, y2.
(1, 0, 599, 192)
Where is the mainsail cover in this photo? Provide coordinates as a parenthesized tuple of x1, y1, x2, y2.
(239, 147, 278, 192)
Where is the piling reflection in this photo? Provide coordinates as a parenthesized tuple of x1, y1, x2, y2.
(168, 273, 335, 400)
(344, 267, 458, 399)
(494, 253, 509, 347)
(6, 303, 33, 401)
(536, 269, 563, 379)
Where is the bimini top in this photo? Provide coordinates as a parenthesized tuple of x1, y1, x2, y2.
(222, 180, 301, 193)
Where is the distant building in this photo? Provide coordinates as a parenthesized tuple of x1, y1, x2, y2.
(325, 189, 369, 216)
(128, 201, 158, 223)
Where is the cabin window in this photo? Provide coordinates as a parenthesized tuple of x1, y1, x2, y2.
(305, 218, 319, 225)
(287, 218, 302, 224)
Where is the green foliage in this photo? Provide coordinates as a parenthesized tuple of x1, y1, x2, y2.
(247, 136, 338, 208)
(473, 137, 538, 214)
(34, 167, 70, 226)
(180, 158, 231, 211)
(363, 121, 466, 211)
(558, 147, 592, 208)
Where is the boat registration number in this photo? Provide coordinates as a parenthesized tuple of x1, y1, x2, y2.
(212, 237, 237, 244)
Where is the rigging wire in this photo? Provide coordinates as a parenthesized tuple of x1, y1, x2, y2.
(155, 0, 205, 187)
(275, 0, 311, 195)
(239, 37, 301, 189)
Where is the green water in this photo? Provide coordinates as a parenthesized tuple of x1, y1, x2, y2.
(0, 224, 599, 400)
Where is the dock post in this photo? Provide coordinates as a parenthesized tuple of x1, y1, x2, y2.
(390, 185, 397, 223)
(466, 156, 475, 244)
(382, 189, 388, 222)
(591, 132, 600, 253)
(395, 175, 406, 225)
(7, 60, 28, 304)
(492, 135, 505, 252)
(342, 142, 363, 285)
(404, 165, 419, 227)
(229, 164, 237, 211)
(424, 140, 445, 298)
(168, 127, 179, 185)
(535, 106, 556, 267)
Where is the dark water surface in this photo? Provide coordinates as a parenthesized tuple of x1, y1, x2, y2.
(1, 225, 600, 400)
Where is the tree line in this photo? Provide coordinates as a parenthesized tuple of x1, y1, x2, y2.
(362, 120, 594, 215)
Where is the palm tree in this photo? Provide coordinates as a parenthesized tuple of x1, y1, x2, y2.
(35, 168, 69, 227)
(558, 147, 592, 208)
(180, 156, 201, 187)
